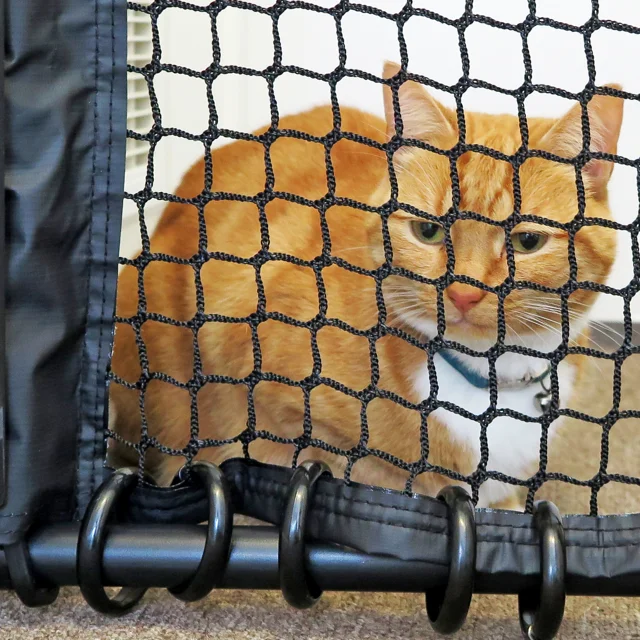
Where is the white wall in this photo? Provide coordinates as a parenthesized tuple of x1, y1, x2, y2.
(124, 0, 640, 323)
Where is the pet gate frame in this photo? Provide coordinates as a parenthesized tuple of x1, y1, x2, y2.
(2, 1, 640, 638)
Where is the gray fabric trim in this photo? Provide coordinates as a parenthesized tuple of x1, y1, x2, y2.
(1, 0, 126, 542)
(74, 0, 128, 518)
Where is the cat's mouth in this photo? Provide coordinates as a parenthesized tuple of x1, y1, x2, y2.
(447, 317, 479, 330)
(442, 304, 496, 333)
(392, 305, 497, 345)
(443, 318, 499, 344)
(445, 312, 472, 326)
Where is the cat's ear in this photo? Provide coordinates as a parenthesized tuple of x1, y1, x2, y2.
(382, 61, 457, 146)
(540, 85, 624, 196)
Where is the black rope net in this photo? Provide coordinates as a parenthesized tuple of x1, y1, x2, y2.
(110, 0, 640, 517)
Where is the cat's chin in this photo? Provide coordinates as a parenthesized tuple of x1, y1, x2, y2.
(445, 317, 477, 331)
(443, 324, 498, 350)
(401, 314, 498, 350)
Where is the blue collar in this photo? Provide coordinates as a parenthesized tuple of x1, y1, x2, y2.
(437, 349, 551, 390)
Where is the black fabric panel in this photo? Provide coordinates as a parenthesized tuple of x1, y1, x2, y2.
(123, 459, 640, 595)
(0, 0, 7, 509)
(1, 0, 126, 543)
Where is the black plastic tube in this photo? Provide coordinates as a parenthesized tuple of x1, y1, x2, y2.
(0, 524, 639, 597)
(0, 525, 447, 592)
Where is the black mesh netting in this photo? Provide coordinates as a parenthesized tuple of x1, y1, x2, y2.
(110, 0, 640, 517)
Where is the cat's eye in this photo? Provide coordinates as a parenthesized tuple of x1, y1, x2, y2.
(511, 231, 548, 254)
(411, 221, 445, 245)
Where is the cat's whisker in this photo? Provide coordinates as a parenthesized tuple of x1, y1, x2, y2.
(384, 292, 434, 307)
(511, 313, 559, 349)
(395, 172, 433, 198)
(389, 306, 439, 324)
(519, 304, 591, 329)
(523, 300, 625, 338)
(535, 295, 599, 309)
(511, 312, 568, 346)
(358, 120, 390, 141)
(504, 320, 527, 347)
(415, 161, 433, 193)
(586, 318, 625, 338)
(391, 303, 431, 318)
(394, 304, 423, 313)
(333, 245, 374, 255)
(514, 312, 611, 361)
(513, 316, 600, 372)
(576, 332, 611, 355)
(513, 320, 577, 353)
(520, 303, 625, 345)
(390, 309, 426, 332)
(518, 310, 575, 329)
(522, 302, 584, 315)
(384, 292, 426, 303)
(345, 148, 436, 199)
(513, 311, 568, 336)
(385, 303, 418, 314)
(520, 302, 584, 317)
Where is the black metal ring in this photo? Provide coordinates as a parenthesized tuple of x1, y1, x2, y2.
(77, 468, 147, 616)
(518, 500, 566, 640)
(168, 461, 233, 602)
(279, 460, 331, 609)
(425, 485, 476, 635)
(4, 539, 59, 607)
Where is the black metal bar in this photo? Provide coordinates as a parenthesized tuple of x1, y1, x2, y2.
(0, 523, 636, 598)
(0, 525, 448, 593)
(0, 0, 6, 508)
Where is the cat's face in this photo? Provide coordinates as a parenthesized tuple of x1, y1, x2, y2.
(378, 62, 623, 348)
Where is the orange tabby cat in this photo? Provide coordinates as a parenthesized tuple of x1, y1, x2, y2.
(109, 62, 623, 509)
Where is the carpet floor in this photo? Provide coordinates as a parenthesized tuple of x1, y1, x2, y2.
(2, 351, 640, 638)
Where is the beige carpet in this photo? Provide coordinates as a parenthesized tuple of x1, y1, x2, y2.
(2, 353, 640, 638)
(2, 588, 640, 640)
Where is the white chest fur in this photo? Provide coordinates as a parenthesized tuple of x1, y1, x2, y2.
(412, 350, 575, 508)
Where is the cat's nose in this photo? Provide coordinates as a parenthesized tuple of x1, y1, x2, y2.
(446, 283, 486, 314)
